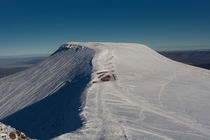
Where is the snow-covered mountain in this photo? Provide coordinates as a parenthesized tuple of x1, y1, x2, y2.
(1, 42, 210, 140)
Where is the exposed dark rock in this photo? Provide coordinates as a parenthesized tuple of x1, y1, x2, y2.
(9, 132, 16, 139)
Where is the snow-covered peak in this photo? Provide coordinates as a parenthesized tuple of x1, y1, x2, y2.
(60, 43, 85, 49)
(52, 42, 89, 55)
(1, 42, 210, 140)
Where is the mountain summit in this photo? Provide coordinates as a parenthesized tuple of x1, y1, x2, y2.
(1, 42, 210, 140)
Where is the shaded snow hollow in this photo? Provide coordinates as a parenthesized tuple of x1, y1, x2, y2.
(1, 42, 210, 140)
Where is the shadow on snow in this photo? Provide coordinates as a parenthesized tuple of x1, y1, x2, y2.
(1, 73, 91, 140)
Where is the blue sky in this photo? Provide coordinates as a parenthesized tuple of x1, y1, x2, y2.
(0, 0, 210, 56)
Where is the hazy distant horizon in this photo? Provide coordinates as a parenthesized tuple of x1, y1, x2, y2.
(0, 53, 49, 58)
(1, 44, 210, 57)
(1, 0, 210, 56)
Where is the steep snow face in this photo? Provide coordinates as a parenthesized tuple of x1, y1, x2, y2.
(1, 42, 210, 140)
(0, 45, 95, 139)
(0, 45, 95, 119)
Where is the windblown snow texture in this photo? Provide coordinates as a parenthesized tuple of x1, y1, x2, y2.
(0, 45, 95, 139)
(1, 42, 210, 140)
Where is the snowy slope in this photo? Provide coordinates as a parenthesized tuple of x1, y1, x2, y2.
(0, 44, 95, 139)
(1, 42, 210, 140)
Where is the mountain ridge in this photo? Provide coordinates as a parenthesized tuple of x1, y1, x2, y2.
(1, 42, 210, 140)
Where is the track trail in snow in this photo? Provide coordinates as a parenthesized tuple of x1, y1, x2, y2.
(158, 73, 177, 107)
(93, 49, 174, 139)
(85, 45, 210, 140)
(118, 83, 210, 139)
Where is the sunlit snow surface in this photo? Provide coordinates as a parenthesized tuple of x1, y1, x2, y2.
(1, 42, 210, 140)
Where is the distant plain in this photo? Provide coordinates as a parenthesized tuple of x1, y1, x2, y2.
(0, 56, 47, 78)
(0, 49, 209, 79)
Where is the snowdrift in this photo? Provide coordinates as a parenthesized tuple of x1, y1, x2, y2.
(1, 42, 210, 140)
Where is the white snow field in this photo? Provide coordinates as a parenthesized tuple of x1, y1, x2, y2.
(1, 42, 210, 140)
